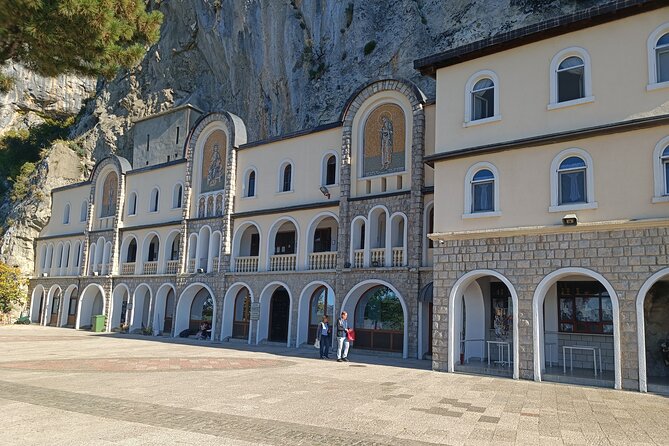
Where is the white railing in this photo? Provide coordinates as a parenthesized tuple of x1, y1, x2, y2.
(121, 263, 135, 275)
(309, 252, 337, 270)
(354, 250, 364, 268)
(270, 254, 297, 271)
(143, 261, 158, 275)
(188, 259, 196, 273)
(392, 247, 404, 267)
(235, 256, 259, 273)
(166, 260, 179, 274)
(212, 257, 219, 272)
(96, 216, 114, 230)
(371, 248, 385, 267)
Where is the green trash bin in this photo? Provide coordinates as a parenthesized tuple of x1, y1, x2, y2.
(91, 315, 106, 332)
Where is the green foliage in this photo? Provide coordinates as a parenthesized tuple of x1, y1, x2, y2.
(0, 71, 12, 93)
(363, 40, 376, 56)
(0, 262, 26, 315)
(9, 162, 36, 202)
(0, 0, 163, 79)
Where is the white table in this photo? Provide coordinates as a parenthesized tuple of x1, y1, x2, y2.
(487, 340, 511, 367)
(545, 342, 557, 367)
(563, 345, 602, 377)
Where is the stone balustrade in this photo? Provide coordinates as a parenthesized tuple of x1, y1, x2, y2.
(309, 251, 337, 270)
(269, 254, 296, 272)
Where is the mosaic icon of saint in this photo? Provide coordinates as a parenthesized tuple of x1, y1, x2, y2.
(207, 144, 224, 187)
(380, 115, 393, 169)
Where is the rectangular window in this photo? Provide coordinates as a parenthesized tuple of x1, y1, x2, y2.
(658, 47, 669, 83)
(472, 181, 494, 212)
(664, 162, 669, 195)
(557, 68, 584, 102)
(557, 281, 612, 334)
(250, 233, 260, 257)
(313, 228, 332, 253)
(146, 134, 150, 151)
(559, 170, 586, 204)
(176, 127, 180, 145)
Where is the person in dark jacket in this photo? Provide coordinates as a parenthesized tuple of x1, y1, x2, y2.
(336, 311, 350, 362)
(318, 315, 332, 359)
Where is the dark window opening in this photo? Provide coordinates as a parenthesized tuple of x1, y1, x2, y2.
(325, 156, 336, 185)
(274, 231, 295, 254)
(313, 228, 332, 253)
(250, 233, 260, 256)
(557, 281, 612, 334)
(247, 171, 256, 197)
(282, 165, 292, 192)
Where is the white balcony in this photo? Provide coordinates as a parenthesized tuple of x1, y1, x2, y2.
(269, 254, 297, 272)
(309, 252, 337, 270)
(370, 248, 385, 267)
(392, 247, 405, 267)
(166, 260, 179, 275)
(121, 262, 135, 275)
(188, 259, 196, 273)
(235, 256, 259, 273)
(143, 261, 158, 275)
(353, 250, 364, 268)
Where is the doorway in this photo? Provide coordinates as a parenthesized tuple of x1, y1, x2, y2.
(269, 288, 290, 342)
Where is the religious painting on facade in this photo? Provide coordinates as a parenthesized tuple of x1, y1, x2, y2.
(100, 172, 118, 217)
(362, 104, 406, 177)
(200, 130, 227, 193)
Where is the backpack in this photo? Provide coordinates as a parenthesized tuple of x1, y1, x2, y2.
(179, 329, 190, 338)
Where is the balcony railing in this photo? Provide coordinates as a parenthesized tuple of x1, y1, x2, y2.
(269, 254, 297, 272)
(121, 262, 135, 275)
(370, 248, 385, 267)
(188, 259, 196, 273)
(235, 256, 259, 273)
(212, 257, 219, 272)
(143, 261, 158, 275)
(309, 251, 337, 270)
(353, 249, 364, 268)
(392, 247, 405, 267)
(96, 216, 114, 230)
(166, 260, 179, 274)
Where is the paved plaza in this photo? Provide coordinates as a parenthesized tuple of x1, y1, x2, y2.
(0, 326, 667, 445)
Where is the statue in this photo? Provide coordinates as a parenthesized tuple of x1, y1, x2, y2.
(207, 144, 224, 187)
(380, 114, 393, 170)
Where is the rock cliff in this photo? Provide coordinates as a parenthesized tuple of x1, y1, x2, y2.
(0, 0, 599, 274)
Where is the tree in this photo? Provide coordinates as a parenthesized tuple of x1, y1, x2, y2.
(0, 262, 26, 315)
(0, 0, 163, 91)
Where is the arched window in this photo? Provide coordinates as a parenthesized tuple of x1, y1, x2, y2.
(172, 184, 183, 209)
(232, 288, 251, 339)
(126, 239, 137, 263)
(324, 154, 337, 185)
(354, 285, 404, 352)
(557, 57, 585, 103)
(281, 163, 292, 192)
(80, 201, 88, 222)
(170, 235, 180, 261)
(652, 137, 669, 202)
(189, 288, 213, 333)
(648, 24, 669, 87)
(662, 146, 669, 195)
(100, 172, 118, 217)
(471, 169, 495, 213)
(147, 236, 159, 262)
(246, 170, 256, 197)
(656, 33, 669, 83)
(471, 78, 495, 121)
(63, 204, 70, 224)
(557, 156, 587, 205)
(308, 286, 334, 344)
(127, 192, 137, 216)
(149, 188, 159, 212)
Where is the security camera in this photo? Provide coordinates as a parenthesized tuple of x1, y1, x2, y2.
(319, 186, 331, 199)
(562, 214, 578, 226)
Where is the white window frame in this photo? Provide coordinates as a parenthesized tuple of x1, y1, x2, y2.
(549, 148, 597, 212)
(647, 22, 669, 91)
(463, 162, 501, 218)
(80, 201, 88, 222)
(63, 203, 71, 225)
(277, 159, 294, 194)
(172, 183, 183, 209)
(127, 192, 137, 216)
(463, 70, 501, 127)
(321, 151, 339, 186)
(149, 187, 160, 213)
(548, 47, 594, 110)
(242, 167, 257, 199)
(652, 135, 669, 203)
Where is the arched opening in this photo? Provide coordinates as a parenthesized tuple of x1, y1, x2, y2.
(63, 203, 71, 224)
(47, 287, 62, 326)
(130, 285, 152, 333)
(389, 213, 406, 267)
(163, 231, 181, 274)
(232, 287, 252, 340)
(418, 282, 433, 360)
(141, 234, 159, 275)
(368, 207, 388, 267)
(269, 220, 297, 271)
(99, 171, 118, 218)
(62, 243, 71, 274)
(307, 214, 338, 270)
(173, 184, 183, 209)
(268, 287, 290, 343)
(208, 231, 221, 272)
(307, 286, 334, 344)
(110, 285, 130, 330)
(324, 154, 337, 186)
(121, 236, 137, 274)
(94, 237, 105, 273)
(188, 233, 198, 272)
(152, 284, 175, 336)
(101, 241, 112, 274)
(174, 284, 216, 339)
(246, 170, 256, 197)
(354, 285, 404, 353)
(30, 285, 45, 324)
(53, 243, 63, 275)
(76, 285, 105, 330)
(232, 223, 260, 272)
(197, 226, 211, 271)
(80, 200, 88, 222)
(149, 188, 160, 212)
(61, 286, 78, 327)
(636, 269, 669, 394)
(87, 242, 96, 275)
(350, 217, 366, 268)
(533, 268, 620, 389)
(38, 244, 47, 274)
(423, 203, 434, 267)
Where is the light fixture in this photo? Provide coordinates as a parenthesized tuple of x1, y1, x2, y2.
(319, 186, 330, 199)
(562, 214, 578, 226)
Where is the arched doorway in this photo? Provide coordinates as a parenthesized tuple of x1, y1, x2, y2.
(76, 284, 105, 330)
(111, 285, 130, 330)
(151, 284, 175, 336)
(636, 268, 669, 394)
(189, 288, 214, 337)
(354, 285, 404, 353)
(48, 287, 62, 326)
(130, 285, 152, 333)
(308, 286, 334, 344)
(418, 282, 433, 360)
(60, 286, 78, 327)
(30, 285, 45, 324)
(163, 288, 175, 334)
(269, 288, 290, 342)
(173, 284, 216, 340)
(232, 287, 252, 340)
(533, 268, 620, 389)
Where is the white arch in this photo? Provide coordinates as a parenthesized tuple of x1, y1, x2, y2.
(149, 186, 160, 212)
(172, 182, 184, 209)
(368, 205, 389, 266)
(60, 285, 78, 327)
(296, 280, 335, 347)
(196, 225, 212, 271)
(349, 215, 367, 267)
(101, 241, 112, 274)
(463, 161, 501, 217)
(53, 242, 64, 275)
(647, 22, 669, 87)
(130, 283, 152, 332)
(38, 244, 47, 274)
(341, 279, 409, 359)
(190, 122, 229, 202)
(389, 211, 407, 266)
(173, 282, 217, 341)
(120, 234, 138, 263)
(76, 283, 106, 330)
(257, 281, 293, 347)
(277, 158, 295, 192)
(242, 166, 257, 198)
(321, 150, 339, 186)
(208, 231, 222, 272)
(549, 147, 597, 212)
(549, 46, 593, 107)
(231, 221, 262, 270)
(265, 217, 300, 271)
(652, 135, 669, 200)
(30, 285, 45, 323)
(153, 283, 176, 336)
(162, 229, 182, 273)
(464, 69, 501, 125)
(448, 270, 520, 379)
(635, 267, 669, 392)
(221, 282, 255, 343)
(44, 284, 62, 326)
(110, 283, 131, 330)
(532, 267, 621, 389)
(304, 211, 339, 268)
(94, 236, 105, 268)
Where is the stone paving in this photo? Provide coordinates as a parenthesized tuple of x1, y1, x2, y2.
(0, 326, 668, 445)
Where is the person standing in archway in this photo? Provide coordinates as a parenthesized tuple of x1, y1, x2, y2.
(336, 311, 350, 362)
(319, 315, 332, 359)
